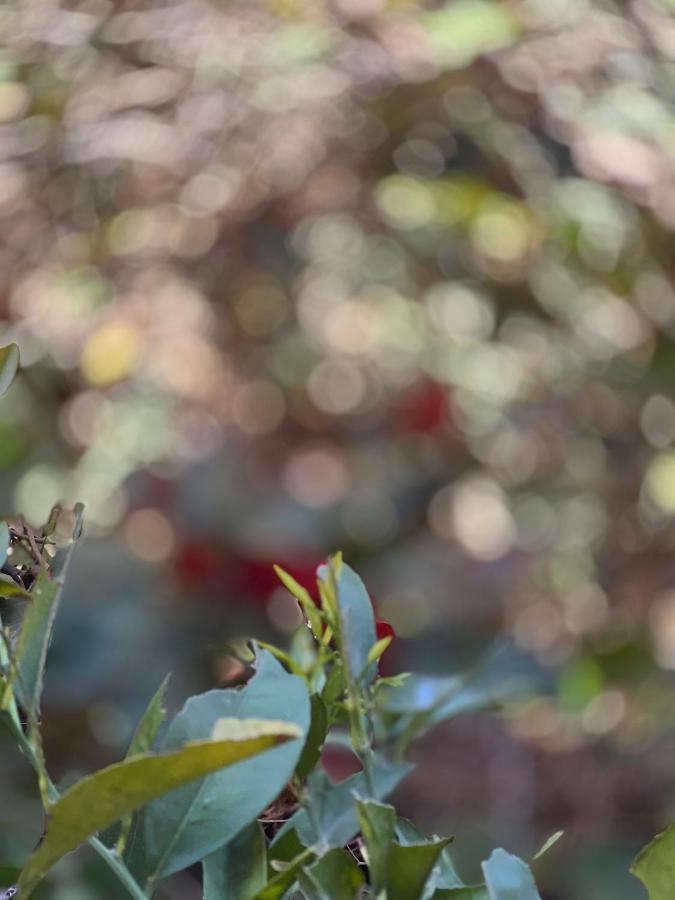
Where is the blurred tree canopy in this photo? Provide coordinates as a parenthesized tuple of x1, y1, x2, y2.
(2, 0, 675, 896)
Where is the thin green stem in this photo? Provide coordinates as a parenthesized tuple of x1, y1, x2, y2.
(88, 838, 148, 900)
(1, 696, 147, 898)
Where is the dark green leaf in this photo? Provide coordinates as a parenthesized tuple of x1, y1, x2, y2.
(395, 818, 462, 889)
(481, 849, 542, 900)
(253, 846, 314, 900)
(138, 650, 310, 887)
(631, 825, 675, 900)
(203, 821, 267, 900)
(0, 343, 19, 397)
(18, 718, 301, 898)
(272, 762, 412, 852)
(355, 796, 395, 893)
(387, 838, 452, 900)
(321, 662, 346, 713)
(298, 848, 365, 899)
(296, 693, 328, 779)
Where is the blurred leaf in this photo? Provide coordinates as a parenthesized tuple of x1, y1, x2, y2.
(317, 560, 377, 685)
(297, 848, 365, 899)
(256, 640, 305, 677)
(481, 849, 542, 900)
(557, 659, 603, 711)
(532, 831, 564, 861)
(0, 522, 8, 568)
(423, 0, 519, 69)
(631, 825, 675, 900)
(296, 693, 328, 779)
(14, 505, 84, 717)
(379, 642, 538, 749)
(137, 650, 309, 886)
(0, 581, 30, 601)
(116, 674, 171, 855)
(0, 343, 19, 397)
(355, 796, 396, 893)
(203, 821, 267, 900)
(18, 719, 301, 898)
(271, 762, 413, 852)
(387, 837, 452, 900)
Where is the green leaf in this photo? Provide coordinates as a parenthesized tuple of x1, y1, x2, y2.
(137, 649, 310, 887)
(297, 848, 365, 899)
(380, 642, 537, 750)
(395, 818, 462, 889)
(0, 343, 19, 397)
(252, 846, 314, 900)
(387, 838, 452, 900)
(274, 565, 324, 638)
(355, 797, 396, 894)
(203, 821, 267, 900)
(321, 661, 346, 711)
(116, 675, 171, 855)
(18, 719, 301, 898)
(296, 693, 328, 779)
(290, 624, 319, 672)
(127, 674, 171, 758)
(366, 635, 393, 668)
(271, 762, 413, 852)
(317, 560, 377, 685)
(14, 504, 84, 717)
(0, 581, 31, 601)
(256, 640, 305, 677)
(532, 830, 563, 861)
(481, 849, 542, 900)
(0, 522, 9, 568)
(631, 825, 675, 900)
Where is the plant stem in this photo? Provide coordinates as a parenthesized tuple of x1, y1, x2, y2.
(88, 838, 148, 900)
(2, 714, 147, 899)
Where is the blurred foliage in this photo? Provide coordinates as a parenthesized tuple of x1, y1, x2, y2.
(2, 0, 675, 896)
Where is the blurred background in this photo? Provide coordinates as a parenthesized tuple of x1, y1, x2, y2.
(1, 0, 675, 896)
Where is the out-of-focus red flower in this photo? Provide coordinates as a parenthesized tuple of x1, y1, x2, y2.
(175, 543, 396, 668)
(390, 377, 449, 433)
(174, 539, 226, 589)
(231, 555, 319, 603)
(174, 538, 319, 608)
(376, 619, 395, 642)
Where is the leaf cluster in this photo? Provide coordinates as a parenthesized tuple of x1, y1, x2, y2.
(0, 346, 668, 899)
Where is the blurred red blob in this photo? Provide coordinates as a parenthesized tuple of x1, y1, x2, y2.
(390, 378, 449, 433)
(376, 619, 395, 642)
(174, 541, 396, 667)
(174, 538, 319, 607)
